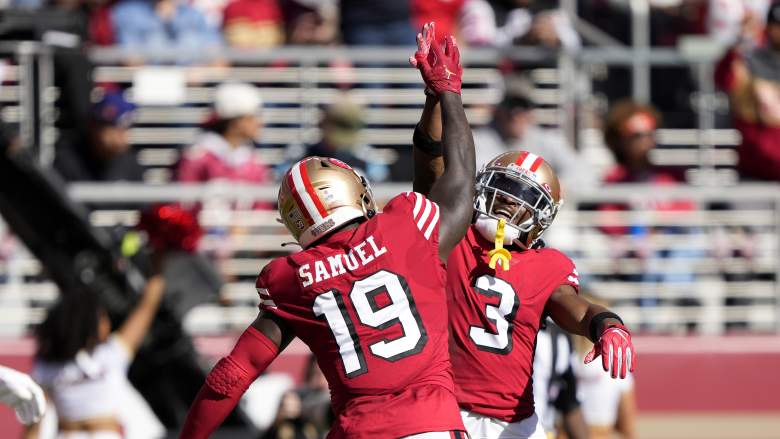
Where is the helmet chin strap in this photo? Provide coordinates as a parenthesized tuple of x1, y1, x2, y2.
(474, 214, 521, 245)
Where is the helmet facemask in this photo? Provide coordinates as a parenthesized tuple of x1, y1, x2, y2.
(473, 168, 559, 248)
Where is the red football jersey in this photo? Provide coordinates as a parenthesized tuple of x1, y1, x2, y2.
(447, 225, 579, 422)
(256, 192, 464, 438)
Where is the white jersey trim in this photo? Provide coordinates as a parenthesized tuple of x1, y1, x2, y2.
(407, 192, 439, 241)
(256, 287, 278, 308)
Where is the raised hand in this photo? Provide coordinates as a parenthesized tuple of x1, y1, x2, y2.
(409, 22, 463, 95)
(584, 323, 636, 379)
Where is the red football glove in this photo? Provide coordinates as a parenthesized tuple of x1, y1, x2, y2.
(584, 323, 636, 379)
(409, 22, 463, 95)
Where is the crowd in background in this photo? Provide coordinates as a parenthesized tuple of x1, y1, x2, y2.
(0, 0, 774, 185)
(0, 0, 773, 332)
(1, 1, 779, 437)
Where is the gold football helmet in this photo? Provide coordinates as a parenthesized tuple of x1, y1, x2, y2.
(278, 157, 377, 248)
(474, 151, 562, 248)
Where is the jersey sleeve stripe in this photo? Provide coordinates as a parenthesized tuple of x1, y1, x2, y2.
(423, 202, 439, 240)
(416, 199, 432, 231)
(411, 191, 423, 219)
(260, 298, 277, 307)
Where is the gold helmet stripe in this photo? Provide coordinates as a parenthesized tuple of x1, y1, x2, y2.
(289, 159, 328, 222)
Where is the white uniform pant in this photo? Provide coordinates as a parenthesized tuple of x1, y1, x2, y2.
(460, 410, 546, 439)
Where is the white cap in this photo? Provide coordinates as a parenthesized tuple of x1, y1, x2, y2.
(214, 82, 263, 119)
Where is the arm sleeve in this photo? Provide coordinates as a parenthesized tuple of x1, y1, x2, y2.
(179, 326, 279, 439)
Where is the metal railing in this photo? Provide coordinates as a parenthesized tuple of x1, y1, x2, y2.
(2, 42, 740, 183)
(0, 182, 777, 336)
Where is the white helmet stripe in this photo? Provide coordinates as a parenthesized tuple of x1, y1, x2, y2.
(519, 152, 540, 170)
(291, 161, 324, 222)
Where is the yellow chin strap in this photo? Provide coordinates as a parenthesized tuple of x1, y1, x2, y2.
(488, 218, 512, 271)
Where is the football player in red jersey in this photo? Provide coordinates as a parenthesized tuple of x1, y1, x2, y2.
(412, 120, 637, 437)
(179, 22, 476, 439)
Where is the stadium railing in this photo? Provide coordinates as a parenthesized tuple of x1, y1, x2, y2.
(0, 182, 777, 336)
(2, 43, 741, 178)
(0, 43, 771, 336)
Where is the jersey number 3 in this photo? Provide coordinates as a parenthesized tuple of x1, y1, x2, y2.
(469, 275, 520, 354)
(313, 270, 428, 378)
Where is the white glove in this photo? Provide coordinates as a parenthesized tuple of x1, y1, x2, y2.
(0, 365, 46, 425)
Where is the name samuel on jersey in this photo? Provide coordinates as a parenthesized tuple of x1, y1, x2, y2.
(299, 235, 388, 287)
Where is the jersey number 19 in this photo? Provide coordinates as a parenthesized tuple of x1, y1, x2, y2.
(313, 270, 428, 378)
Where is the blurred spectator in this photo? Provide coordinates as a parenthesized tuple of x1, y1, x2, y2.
(460, 0, 580, 50)
(340, 0, 414, 46)
(188, 0, 230, 29)
(707, 0, 770, 47)
(260, 391, 319, 439)
(306, 97, 390, 182)
(222, 0, 284, 48)
(602, 99, 681, 184)
(283, 0, 338, 45)
(296, 355, 331, 434)
(573, 297, 637, 439)
(412, 0, 465, 44)
(601, 99, 701, 330)
(53, 90, 144, 182)
(177, 82, 272, 184)
(26, 276, 167, 439)
(43, 0, 116, 46)
(111, 0, 223, 63)
(716, 2, 780, 181)
(472, 76, 596, 191)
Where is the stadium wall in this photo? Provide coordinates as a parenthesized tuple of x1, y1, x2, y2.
(2, 336, 779, 436)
